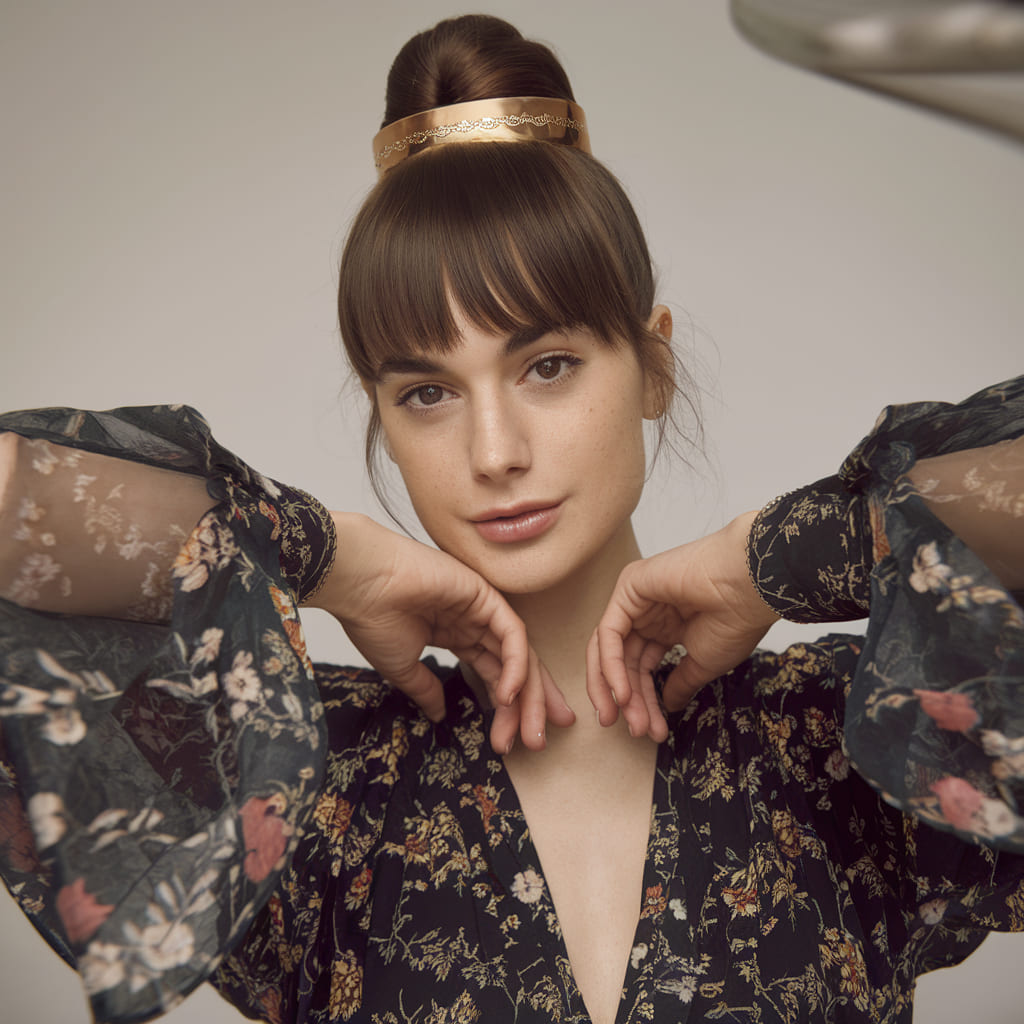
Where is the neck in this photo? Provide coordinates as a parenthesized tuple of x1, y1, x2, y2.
(503, 522, 642, 712)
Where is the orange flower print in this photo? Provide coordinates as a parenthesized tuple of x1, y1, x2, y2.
(345, 867, 373, 911)
(56, 877, 114, 943)
(269, 583, 295, 622)
(259, 500, 282, 541)
(469, 784, 498, 833)
(914, 689, 979, 732)
(722, 882, 758, 918)
(283, 617, 310, 670)
(328, 949, 363, 1020)
(240, 793, 292, 882)
(640, 884, 667, 919)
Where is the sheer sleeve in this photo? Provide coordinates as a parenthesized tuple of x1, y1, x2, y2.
(0, 405, 333, 1023)
(748, 376, 1024, 851)
(0, 434, 212, 621)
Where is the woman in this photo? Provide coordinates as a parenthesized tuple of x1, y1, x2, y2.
(2, 10, 1023, 1024)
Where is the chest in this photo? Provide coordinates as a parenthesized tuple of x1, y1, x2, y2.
(504, 741, 659, 1024)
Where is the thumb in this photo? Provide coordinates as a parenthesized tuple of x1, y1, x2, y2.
(661, 653, 718, 713)
(389, 660, 447, 723)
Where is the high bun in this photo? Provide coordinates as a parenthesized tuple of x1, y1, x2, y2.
(381, 15, 575, 127)
(338, 16, 691, 512)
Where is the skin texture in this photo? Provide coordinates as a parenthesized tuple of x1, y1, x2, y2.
(307, 303, 777, 749)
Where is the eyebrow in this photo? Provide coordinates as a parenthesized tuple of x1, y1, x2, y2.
(376, 325, 554, 380)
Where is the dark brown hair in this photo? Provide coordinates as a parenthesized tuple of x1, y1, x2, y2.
(338, 15, 692, 507)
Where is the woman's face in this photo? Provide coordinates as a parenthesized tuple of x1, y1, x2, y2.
(374, 306, 667, 595)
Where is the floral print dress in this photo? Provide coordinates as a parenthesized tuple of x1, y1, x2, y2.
(0, 378, 1022, 1024)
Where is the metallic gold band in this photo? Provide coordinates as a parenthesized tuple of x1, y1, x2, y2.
(372, 96, 590, 176)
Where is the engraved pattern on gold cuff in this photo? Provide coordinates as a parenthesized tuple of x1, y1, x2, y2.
(372, 96, 590, 176)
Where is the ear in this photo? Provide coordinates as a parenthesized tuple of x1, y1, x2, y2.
(643, 304, 674, 420)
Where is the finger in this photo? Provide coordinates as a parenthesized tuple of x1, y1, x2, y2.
(662, 652, 715, 713)
(389, 660, 447, 723)
(639, 639, 669, 677)
(489, 701, 521, 755)
(491, 606, 531, 708)
(638, 666, 669, 743)
(595, 605, 636, 708)
(517, 648, 549, 751)
(586, 630, 619, 727)
(542, 662, 576, 729)
(619, 685, 651, 739)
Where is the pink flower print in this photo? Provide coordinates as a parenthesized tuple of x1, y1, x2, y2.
(240, 793, 292, 882)
(930, 777, 984, 831)
(914, 689, 979, 732)
(56, 877, 114, 943)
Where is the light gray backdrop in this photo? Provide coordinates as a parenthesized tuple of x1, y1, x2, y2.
(2, 2, 1022, 1021)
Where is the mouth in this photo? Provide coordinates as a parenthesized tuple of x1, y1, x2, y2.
(471, 502, 562, 543)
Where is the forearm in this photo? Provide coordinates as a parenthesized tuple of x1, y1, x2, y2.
(0, 431, 212, 620)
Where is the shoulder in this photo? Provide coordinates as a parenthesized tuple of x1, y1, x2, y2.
(666, 634, 865, 784)
(312, 659, 493, 768)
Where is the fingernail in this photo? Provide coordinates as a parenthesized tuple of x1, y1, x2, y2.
(611, 692, 620, 707)
(595, 708, 603, 726)
(505, 738, 514, 755)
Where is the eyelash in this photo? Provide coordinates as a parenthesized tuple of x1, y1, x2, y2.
(394, 353, 583, 410)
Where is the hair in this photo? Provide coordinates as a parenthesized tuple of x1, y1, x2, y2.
(338, 15, 697, 513)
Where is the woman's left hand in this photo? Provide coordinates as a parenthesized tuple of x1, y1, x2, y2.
(588, 511, 779, 741)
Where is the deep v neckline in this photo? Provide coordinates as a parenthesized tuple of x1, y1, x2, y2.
(449, 663, 677, 1024)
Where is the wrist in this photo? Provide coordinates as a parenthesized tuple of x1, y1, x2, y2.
(731, 510, 781, 630)
(301, 511, 372, 613)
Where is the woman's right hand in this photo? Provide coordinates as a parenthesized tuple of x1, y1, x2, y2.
(306, 512, 573, 752)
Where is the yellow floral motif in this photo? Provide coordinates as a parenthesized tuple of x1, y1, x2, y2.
(328, 949, 362, 1021)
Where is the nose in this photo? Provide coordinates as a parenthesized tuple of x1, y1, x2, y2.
(469, 392, 531, 481)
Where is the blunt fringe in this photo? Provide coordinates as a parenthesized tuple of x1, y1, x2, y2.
(338, 141, 690, 510)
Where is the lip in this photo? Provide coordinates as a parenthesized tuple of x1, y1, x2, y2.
(471, 502, 562, 544)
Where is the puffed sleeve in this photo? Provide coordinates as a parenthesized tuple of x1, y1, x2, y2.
(0, 406, 333, 1022)
(747, 376, 1024, 851)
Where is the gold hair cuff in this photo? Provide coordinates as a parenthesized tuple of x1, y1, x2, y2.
(372, 96, 590, 176)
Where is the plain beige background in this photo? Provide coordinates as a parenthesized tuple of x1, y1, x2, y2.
(2, 1, 1022, 1020)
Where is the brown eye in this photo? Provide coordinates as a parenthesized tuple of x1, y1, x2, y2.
(534, 358, 563, 380)
(415, 385, 444, 405)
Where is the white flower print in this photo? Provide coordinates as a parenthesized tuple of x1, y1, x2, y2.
(223, 650, 260, 703)
(919, 898, 948, 925)
(133, 920, 196, 972)
(669, 898, 687, 921)
(510, 868, 545, 905)
(27, 791, 66, 848)
(40, 706, 87, 746)
(909, 542, 952, 595)
(3, 551, 62, 604)
(80, 941, 126, 994)
(172, 513, 238, 593)
(977, 797, 1017, 838)
(190, 628, 224, 668)
(223, 650, 262, 720)
(630, 943, 649, 969)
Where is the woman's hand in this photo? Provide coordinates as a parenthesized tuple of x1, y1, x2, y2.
(307, 512, 574, 752)
(589, 511, 779, 741)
